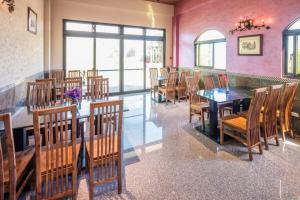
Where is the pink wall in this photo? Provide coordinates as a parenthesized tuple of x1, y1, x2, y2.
(174, 0, 300, 77)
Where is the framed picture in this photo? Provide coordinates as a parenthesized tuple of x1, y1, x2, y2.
(238, 34, 263, 56)
(27, 7, 37, 34)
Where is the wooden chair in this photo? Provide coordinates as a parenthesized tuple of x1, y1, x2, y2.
(218, 74, 228, 88)
(160, 68, 168, 85)
(0, 113, 34, 200)
(36, 78, 57, 103)
(217, 74, 233, 117)
(68, 70, 81, 78)
(189, 92, 209, 128)
(86, 76, 103, 98)
(86, 100, 123, 198)
(176, 71, 189, 101)
(87, 70, 101, 78)
(261, 85, 283, 150)
(279, 82, 298, 141)
(33, 105, 81, 200)
(220, 87, 267, 161)
(86, 77, 109, 100)
(158, 72, 178, 104)
(26, 82, 52, 109)
(149, 68, 159, 100)
(61, 78, 83, 103)
(203, 75, 215, 90)
(49, 70, 64, 84)
(187, 70, 201, 96)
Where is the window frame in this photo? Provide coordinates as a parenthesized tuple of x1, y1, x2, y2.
(283, 26, 300, 78)
(194, 38, 226, 69)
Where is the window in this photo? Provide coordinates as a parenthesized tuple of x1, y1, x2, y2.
(124, 27, 143, 35)
(195, 30, 226, 70)
(284, 17, 300, 77)
(63, 20, 165, 94)
(96, 24, 119, 34)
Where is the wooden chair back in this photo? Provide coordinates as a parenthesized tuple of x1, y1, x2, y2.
(0, 113, 16, 200)
(247, 87, 268, 146)
(33, 105, 78, 199)
(49, 70, 64, 83)
(86, 77, 109, 100)
(160, 68, 168, 77)
(166, 72, 178, 90)
(203, 75, 215, 90)
(279, 82, 298, 133)
(263, 85, 283, 138)
(187, 70, 200, 94)
(149, 68, 158, 88)
(61, 78, 83, 102)
(86, 76, 103, 97)
(218, 74, 228, 88)
(26, 82, 52, 109)
(87, 70, 101, 78)
(178, 71, 189, 88)
(68, 70, 81, 78)
(88, 100, 123, 195)
(36, 78, 57, 102)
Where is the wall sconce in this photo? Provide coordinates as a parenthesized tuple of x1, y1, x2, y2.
(230, 17, 270, 34)
(2, 0, 15, 13)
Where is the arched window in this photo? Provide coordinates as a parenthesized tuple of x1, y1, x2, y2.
(195, 30, 226, 70)
(283, 17, 300, 77)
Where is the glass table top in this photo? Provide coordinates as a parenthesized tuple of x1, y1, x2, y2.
(197, 87, 251, 103)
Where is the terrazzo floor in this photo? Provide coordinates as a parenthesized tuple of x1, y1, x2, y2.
(22, 92, 300, 199)
(73, 92, 300, 200)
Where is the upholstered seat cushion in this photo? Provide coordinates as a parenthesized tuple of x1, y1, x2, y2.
(222, 115, 247, 133)
(158, 86, 175, 92)
(191, 102, 209, 112)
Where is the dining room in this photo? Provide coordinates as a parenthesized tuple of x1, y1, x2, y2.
(1, 0, 300, 199)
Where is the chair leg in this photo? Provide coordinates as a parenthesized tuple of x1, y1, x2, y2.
(263, 131, 269, 150)
(282, 131, 286, 142)
(275, 135, 279, 146)
(258, 143, 263, 154)
(201, 112, 205, 130)
(248, 146, 253, 161)
(290, 129, 295, 139)
(220, 122, 224, 145)
(189, 110, 192, 123)
(117, 161, 122, 194)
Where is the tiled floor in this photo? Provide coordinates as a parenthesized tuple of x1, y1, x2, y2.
(73, 92, 300, 200)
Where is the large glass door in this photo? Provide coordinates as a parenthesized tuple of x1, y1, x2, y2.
(96, 38, 120, 93)
(123, 39, 145, 92)
(146, 41, 164, 88)
(65, 37, 94, 73)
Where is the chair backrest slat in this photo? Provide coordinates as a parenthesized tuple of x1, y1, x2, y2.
(33, 105, 77, 199)
(0, 113, 16, 200)
(203, 75, 215, 90)
(247, 87, 268, 146)
(86, 77, 109, 100)
(87, 70, 101, 78)
(160, 68, 168, 77)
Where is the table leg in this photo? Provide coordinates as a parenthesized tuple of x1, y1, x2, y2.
(209, 100, 219, 138)
(13, 128, 27, 152)
(241, 98, 251, 111)
(232, 100, 241, 114)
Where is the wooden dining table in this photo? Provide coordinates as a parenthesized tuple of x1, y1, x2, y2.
(0, 99, 129, 151)
(196, 87, 252, 143)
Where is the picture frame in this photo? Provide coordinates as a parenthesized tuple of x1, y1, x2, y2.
(27, 7, 37, 34)
(238, 34, 263, 56)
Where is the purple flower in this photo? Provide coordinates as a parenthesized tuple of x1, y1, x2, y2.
(64, 87, 81, 100)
